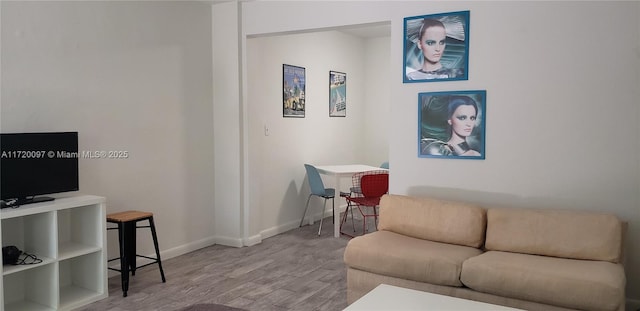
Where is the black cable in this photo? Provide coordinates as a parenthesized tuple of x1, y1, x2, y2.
(0, 199, 20, 209)
(15, 252, 42, 265)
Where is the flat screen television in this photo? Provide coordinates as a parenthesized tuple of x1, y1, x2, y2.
(1, 132, 79, 206)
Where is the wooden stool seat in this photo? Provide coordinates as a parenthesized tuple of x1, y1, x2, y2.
(107, 210, 165, 297)
(107, 211, 153, 223)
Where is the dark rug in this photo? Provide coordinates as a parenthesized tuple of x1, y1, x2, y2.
(180, 303, 248, 311)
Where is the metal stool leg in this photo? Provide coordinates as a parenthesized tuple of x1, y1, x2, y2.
(117, 222, 129, 297)
(124, 221, 137, 276)
(148, 216, 166, 283)
(108, 210, 166, 297)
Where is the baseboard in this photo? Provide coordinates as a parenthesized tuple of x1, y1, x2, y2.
(164, 235, 218, 258)
(260, 219, 301, 240)
(204, 220, 304, 248)
(244, 213, 332, 246)
(107, 211, 334, 278)
(215, 235, 244, 248)
(298, 208, 338, 227)
(107, 235, 217, 277)
(243, 233, 262, 247)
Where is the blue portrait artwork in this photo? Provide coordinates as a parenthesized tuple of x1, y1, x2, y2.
(418, 90, 486, 159)
(403, 11, 470, 83)
(283, 64, 306, 117)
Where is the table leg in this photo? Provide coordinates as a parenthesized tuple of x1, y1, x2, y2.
(308, 198, 314, 226)
(334, 174, 341, 238)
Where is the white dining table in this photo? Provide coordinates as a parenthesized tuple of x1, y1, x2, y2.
(314, 164, 388, 237)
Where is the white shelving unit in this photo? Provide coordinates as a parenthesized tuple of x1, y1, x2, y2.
(1, 195, 107, 311)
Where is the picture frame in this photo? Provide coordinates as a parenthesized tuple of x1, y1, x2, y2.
(418, 90, 486, 159)
(403, 10, 470, 83)
(283, 64, 306, 118)
(329, 71, 346, 117)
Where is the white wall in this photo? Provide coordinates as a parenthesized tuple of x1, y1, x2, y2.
(362, 36, 391, 167)
(245, 30, 390, 239)
(2, 0, 639, 304)
(241, 0, 640, 301)
(1, 1, 216, 261)
(212, 1, 243, 246)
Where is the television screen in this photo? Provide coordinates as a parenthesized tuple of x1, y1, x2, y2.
(1, 132, 79, 205)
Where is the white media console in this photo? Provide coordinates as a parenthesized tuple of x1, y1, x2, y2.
(0, 195, 107, 311)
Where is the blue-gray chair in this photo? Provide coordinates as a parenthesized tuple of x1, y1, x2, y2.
(300, 164, 335, 236)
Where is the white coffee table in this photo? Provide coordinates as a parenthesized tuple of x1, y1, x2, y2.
(344, 284, 524, 310)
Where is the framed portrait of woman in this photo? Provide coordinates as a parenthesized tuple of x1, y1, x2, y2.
(403, 10, 470, 83)
(418, 90, 486, 159)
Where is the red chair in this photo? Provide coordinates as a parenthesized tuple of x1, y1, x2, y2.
(348, 169, 388, 198)
(341, 173, 388, 236)
(340, 170, 387, 235)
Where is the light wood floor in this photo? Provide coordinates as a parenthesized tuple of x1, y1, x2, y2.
(78, 215, 376, 311)
(79, 212, 640, 311)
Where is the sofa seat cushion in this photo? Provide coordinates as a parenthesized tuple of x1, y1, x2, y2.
(344, 231, 483, 287)
(460, 251, 625, 311)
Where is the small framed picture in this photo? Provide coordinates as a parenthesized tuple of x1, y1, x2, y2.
(418, 90, 486, 159)
(283, 64, 306, 118)
(403, 10, 470, 83)
(329, 71, 346, 117)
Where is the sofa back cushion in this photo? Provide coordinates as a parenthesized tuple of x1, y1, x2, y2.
(378, 194, 486, 248)
(485, 208, 623, 262)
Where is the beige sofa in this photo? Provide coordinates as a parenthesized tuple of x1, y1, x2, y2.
(343, 194, 626, 311)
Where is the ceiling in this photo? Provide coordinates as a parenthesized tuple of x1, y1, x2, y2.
(245, 21, 391, 40)
(336, 22, 391, 38)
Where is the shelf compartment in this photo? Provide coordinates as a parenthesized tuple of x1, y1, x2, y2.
(58, 251, 106, 310)
(3, 263, 57, 311)
(2, 257, 55, 276)
(57, 242, 101, 261)
(1, 195, 107, 310)
(1, 212, 56, 262)
(57, 205, 102, 260)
